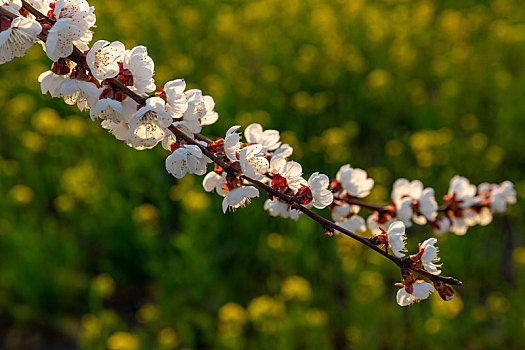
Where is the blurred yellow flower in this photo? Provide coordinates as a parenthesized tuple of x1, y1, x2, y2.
(54, 195, 75, 212)
(132, 203, 160, 224)
(21, 131, 45, 152)
(512, 247, 525, 264)
(281, 275, 312, 302)
(486, 293, 510, 313)
(366, 69, 391, 90)
(107, 332, 140, 350)
(219, 302, 247, 325)
(81, 314, 101, 340)
(93, 273, 115, 299)
(431, 292, 463, 319)
(9, 185, 34, 205)
(247, 295, 285, 333)
(61, 163, 103, 202)
(217, 302, 247, 338)
(306, 309, 328, 327)
(32, 108, 61, 135)
(182, 191, 210, 211)
(266, 233, 284, 250)
(158, 328, 179, 347)
(136, 304, 159, 324)
(386, 139, 403, 157)
(424, 317, 441, 334)
(485, 146, 504, 164)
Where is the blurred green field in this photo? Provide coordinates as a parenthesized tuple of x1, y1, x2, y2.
(1, 0, 525, 348)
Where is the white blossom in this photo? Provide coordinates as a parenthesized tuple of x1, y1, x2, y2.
(38, 70, 69, 97)
(450, 210, 477, 236)
(244, 123, 281, 152)
(264, 199, 300, 220)
(1, 0, 22, 15)
(391, 179, 423, 203)
(22, 0, 50, 14)
(239, 144, 269, 180)
(126, 97, 172, 150)
(54, 0, 96, 31)
(60, 78, 99, 111)
(222, 186, 259, 213)
(475, 207, 493, 226)
(420, 238, 441, 275)
(395, 197, 413, 228)
(165, 143, 210, 179)
(101, 120, 128, 141)
(164, 79, 188, 117)
(336, 164, 374, 198)
(123, 45, 155, 95)
(490, 181, 516, 213)
(200, 95, 219, 126)
(331, 202, 359, 222)
(307, 172, 333, 209)
(45, 19, 83, 61)
(386, 221, 406, 258)
(367, 214, 393, 235)
(448, 175, 476, 208)
(44, 0, 96, 61)
(336, 215, 366, 234)
(271, 159, 307, 193)
(419, 188, 438, 221)
(0, 16, 42, 65)
(90, 98, 123, 122)
(396, 281, 434, 306)
(432, 217, 451, 235)
(86, 40, 125, 80)
(224, 125, 242, 162)
(391, 179, 438, 225)
(202, 171, 228, 196)
(100, 98, 137, 141)
(272, 144, 293, 159)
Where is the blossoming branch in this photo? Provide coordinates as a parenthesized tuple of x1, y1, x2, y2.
(0, 0, 517, 306)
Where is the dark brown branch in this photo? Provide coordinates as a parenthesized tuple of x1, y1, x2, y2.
(21, 0, 462, 288)
(195, 133, 212, 143)
(169, 133, 462, 287)
(340, 197, 392, 213)
(20, 0, 51, 22)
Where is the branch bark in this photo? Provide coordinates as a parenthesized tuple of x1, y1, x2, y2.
(20, 0, 462, 288)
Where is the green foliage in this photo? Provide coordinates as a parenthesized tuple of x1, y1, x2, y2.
(1, 0, 525, 348)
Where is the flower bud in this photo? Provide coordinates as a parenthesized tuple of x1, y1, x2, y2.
(434, 281, 454, 301)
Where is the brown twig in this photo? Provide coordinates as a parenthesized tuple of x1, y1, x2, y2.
(166, 132, 462, 286)
(21, 0, 462, 288)
(339, 197, 392, 214)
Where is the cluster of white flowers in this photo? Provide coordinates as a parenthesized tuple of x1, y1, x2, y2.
(330, 165, 373, 233)
(330, 168, 516, 236)
(428, 176, 516, 235)
(367, 221, 450, 306)
(200, 123, 333, 216)
(44, 0, 95, 61)
(2, 0, 514, 237)
(2, 0, 517, 307)
(0, 1, 42, 64)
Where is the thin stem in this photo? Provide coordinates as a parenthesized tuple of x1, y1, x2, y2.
(339, 197, 391, 213)
(21, 0, 462, 288)
(195, 133, 212, 143)
(20, 0, 52, 22)
(169, 132, 462, 286)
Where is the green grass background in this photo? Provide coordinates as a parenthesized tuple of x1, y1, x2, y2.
(1, 0, 525, 348)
